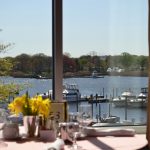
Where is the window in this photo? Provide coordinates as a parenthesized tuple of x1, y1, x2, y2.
(63, 0, 148, 126)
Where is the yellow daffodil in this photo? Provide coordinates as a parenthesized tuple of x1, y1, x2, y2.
(8, 93, 51, 118)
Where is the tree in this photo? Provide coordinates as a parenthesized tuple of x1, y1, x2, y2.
(78, 55, 91, 71)
(120, 52, 133, 70)
(31, 53, 51, 76)
(14, 54, 31, 73)
(0, 30, 26, 101)
(0, 29, 15, 75)
(63, 55, 76, 72)
(0, 58, 13, 75)
(0, 43, 15, 75)
(0, 81, 27, 101)
(137, 55, 148, 71)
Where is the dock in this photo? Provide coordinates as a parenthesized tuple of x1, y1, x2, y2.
(66, 94, 110, 103)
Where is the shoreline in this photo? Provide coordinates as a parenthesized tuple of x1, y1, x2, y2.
(11, 71, 148, 79)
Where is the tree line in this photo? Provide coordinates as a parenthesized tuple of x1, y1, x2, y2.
(1, 52, 148, 78)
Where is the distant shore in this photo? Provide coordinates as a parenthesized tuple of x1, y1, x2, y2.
(12, 71, 148, 79)
(63, 71, 148, 78)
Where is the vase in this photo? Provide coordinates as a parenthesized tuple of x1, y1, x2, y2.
(39, 130, 56, 142)
(2, 123, 19, 140)
(23, 116, 36, 137)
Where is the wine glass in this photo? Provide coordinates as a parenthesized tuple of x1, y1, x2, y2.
(69, 122, 81, 150)
(78, 104, 93, 136)
(71, 131, 81, 150)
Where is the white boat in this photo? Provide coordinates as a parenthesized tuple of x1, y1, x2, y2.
(41, 83, 81, 102)
(112, 91, 136, 107)
(100, 115, 120, 123)
(138, 87, 148, 99)
(128, 87, 148, 108)
(127, 98, 146, 108)
(62, 83, 81, 101)
(113, 88, 148, 108)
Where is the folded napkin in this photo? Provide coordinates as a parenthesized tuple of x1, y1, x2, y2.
(84, 127, 135, 137)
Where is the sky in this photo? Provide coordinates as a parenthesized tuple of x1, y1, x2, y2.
(0, 0, 148, 58)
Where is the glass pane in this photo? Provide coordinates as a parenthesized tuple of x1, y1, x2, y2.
(63, 0, 148, 126)
(0, 0, 52, 124)
(0, 0, 52, 57)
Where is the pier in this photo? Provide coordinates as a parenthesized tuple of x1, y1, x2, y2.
(66, 94, 110, 103)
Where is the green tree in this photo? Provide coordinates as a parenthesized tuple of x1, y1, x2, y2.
(0, 58, 13, 75)
(0, 42, 15, 75)
(78, 55, 91, 71)
(32, 53, 51, 76)
(14, 54, 31, 74)
(137, 55, 148, 71)
(120, 52, 133, 70)
(0, 31, 26, 101)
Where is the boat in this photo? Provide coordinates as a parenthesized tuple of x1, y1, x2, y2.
(128, 87, 148, 108)
(112, 88, 148, 108)
(88, 95, 109, 103)
(91, 102, 120, 124)
(138, 87, 148, 99)
(127, 98, 146, 108)
(92, 70, 98, 78)
(100, 115, 120, 123)
(138, 87, 148, 107)
(62, 83, 81, 101)
(91, 70, 104, 78)
(112, 91, 136, 107)
(35, 75, 50, 79)
(41, 83, 81, 102)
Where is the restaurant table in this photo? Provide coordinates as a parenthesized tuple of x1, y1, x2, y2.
(0, 134, 148, 150)
(0, 125, 148, 150)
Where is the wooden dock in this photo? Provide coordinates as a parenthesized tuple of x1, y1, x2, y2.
(66, 95, 110, 103)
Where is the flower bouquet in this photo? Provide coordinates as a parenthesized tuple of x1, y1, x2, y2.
(8, 92, 51, 137)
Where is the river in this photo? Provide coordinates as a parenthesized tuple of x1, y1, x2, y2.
(1, 76, 148, 124)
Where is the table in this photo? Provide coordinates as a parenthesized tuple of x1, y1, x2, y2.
(0, 125, 148, 150)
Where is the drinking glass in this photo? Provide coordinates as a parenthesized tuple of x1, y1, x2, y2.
(69, 122, 81, 150)
(78, 104, 93, 135)
(71, 131, 81, 150)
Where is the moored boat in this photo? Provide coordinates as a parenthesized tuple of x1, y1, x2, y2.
(112, 87, 148, 108)
(128, 87, 148, 108)
(92, 70, 98, 78)
(41, 83, 81, 102)
(138, 87, 148, 99)
(91, 70, 104, 78)
(62, 83, 81, 101)
(127, 98, 146, 108)
(100, 115, 120, 123)
(112, 91, 136, 107)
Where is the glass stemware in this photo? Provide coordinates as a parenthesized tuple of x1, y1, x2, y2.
(69, 122, 81, 150)
(78, 104, 93, 136)
(71, 131, 81, 150)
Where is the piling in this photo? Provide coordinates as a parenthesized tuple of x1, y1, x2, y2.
(95, 93, 98, 107)
(99, 103, 101, 121)
(90, 94, 94, 118)
(76, 93, 79, 112)
(125, 96, 128, 120)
